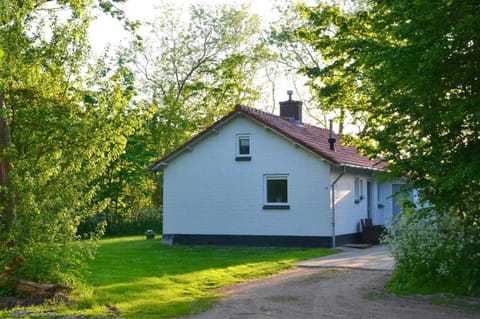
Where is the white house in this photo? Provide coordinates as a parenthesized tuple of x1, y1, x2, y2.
(148, 95, 411, 248)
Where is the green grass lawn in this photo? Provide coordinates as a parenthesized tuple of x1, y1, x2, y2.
(73, 236, 334, 318)
(0, 236, 335, 318)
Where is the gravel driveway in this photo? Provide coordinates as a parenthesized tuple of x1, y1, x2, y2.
(185, 246, 480, 319)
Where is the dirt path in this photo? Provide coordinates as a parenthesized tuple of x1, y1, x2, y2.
(185, 268, 480, 319)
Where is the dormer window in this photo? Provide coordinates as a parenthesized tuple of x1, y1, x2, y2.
(236, 134, 251, 161)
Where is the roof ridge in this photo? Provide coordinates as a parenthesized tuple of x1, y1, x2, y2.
(235, 104, 279, 118)
(149, 104, 385, 171)
(236, 104, 332, 134)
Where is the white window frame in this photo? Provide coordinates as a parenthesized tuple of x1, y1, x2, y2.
(236, 134, 251, 160)
(263, 174, 289, 209)
(354, 177, 364, 204)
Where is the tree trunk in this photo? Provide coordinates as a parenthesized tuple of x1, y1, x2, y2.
(0, 92, 16, 233)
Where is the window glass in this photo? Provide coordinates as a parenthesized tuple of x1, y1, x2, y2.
(238, 136, 250, 155)
(354, 177, 360, 200)
(354, 177, 365, 202)
(266, 176, 288, 204)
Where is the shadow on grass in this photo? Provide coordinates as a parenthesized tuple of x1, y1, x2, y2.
(90, 236, 332, 277)
(81, 236, 335, 319)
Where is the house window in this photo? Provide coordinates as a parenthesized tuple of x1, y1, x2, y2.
(360, 179, 364, 199)
(235, 134, 251, 161)
(354, 177, 364, 203)
(263, 175, 289, 209)
(377, 183, 384, 208)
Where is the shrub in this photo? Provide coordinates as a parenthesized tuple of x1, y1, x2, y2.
(78, 207, 162, 237)
(383, 207, 480, 296)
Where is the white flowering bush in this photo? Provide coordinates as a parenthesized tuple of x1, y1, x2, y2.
(383, 207, 480, 295)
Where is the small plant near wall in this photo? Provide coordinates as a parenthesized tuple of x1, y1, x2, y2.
(146, 229, 155, 240)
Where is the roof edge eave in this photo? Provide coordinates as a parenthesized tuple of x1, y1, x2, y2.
(334, 162, 385, 173)
(146, 107, 245, 171)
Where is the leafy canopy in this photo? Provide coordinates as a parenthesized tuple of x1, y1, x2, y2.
(296, 0, 480, 223)
(295, 0, 480, 294)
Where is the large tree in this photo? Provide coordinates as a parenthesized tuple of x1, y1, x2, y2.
(296, 0, 480, 293)
(269, 1, 367, 133)
(0, 0, 136, 288)
(133, 2, 269, 156)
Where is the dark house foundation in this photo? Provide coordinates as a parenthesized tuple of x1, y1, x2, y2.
(161, 233, 362, 248)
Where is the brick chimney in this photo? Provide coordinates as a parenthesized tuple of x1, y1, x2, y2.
(279, 90, 302, 123)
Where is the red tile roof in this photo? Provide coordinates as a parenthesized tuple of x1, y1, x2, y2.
(148, 104, 386, 171)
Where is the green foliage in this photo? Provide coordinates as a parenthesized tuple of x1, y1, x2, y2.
(384, 208, 480, 296)
(0, 0, 136, 287)
(268, 1, 366, 133)
(79, 54, 160, 237)
(296, 0, 480, 216)
(78, 207, 162, 237)
(293, 0, 480, 294)
(11, 239, 100, 286)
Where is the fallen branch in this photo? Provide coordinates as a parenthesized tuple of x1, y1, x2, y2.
(0, 277, 73, 299)
(0, 276, 73, 298)
(1, 254, 73, 298)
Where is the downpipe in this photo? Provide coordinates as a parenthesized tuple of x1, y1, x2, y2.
(331, 165, 346, 248)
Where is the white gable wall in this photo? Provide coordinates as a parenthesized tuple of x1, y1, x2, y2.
(163, 115, 333, 237)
